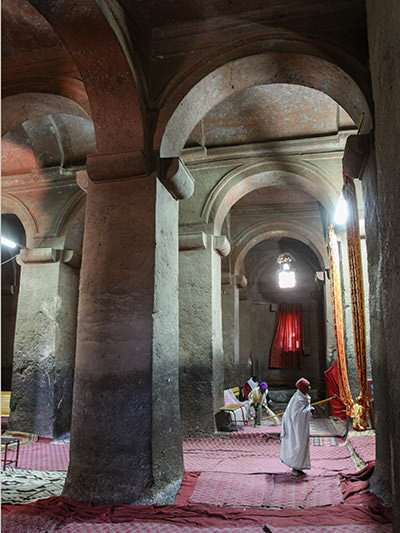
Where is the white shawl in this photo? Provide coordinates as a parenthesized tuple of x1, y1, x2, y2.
(280, 389, 311, 470)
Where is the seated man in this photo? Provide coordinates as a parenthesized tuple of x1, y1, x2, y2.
(242, 376, 259, 401)
(248, 381, 279, 426)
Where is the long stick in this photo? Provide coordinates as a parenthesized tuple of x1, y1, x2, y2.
(263, 395, 338, 420)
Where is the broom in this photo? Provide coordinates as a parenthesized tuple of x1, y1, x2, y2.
(264, 395, 339, 421)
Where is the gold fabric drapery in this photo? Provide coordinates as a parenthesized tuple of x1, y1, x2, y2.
(327, 173, 369, 430)
(328, 174, 370, 429)
(327, 225, 355, 418)
(342, 173, 369, 429)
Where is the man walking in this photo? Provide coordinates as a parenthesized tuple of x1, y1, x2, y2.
(280, 377, 314, 476)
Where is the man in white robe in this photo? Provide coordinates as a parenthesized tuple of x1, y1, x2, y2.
(280, 377, 314, 476)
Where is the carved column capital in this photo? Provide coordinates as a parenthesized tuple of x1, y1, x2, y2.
(214, 235, 231, 257)
(234, 274, 247, 288)
(17, 248, 81, 268)
(179, 231, 207, 251)
(158, 157, 194, 200)
(86, 150, 148, 183)
(179, 231, 230, 257)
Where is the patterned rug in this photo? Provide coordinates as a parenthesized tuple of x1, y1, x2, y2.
(310, 418, 346, 437)
(189, 471, 343, 508)
(266, 525, 391, 533)
(312, 437, 338, 446)
(1, 431, 38, 451)
(2, 494, 391, 532)
(1, 441, 69, 471)
(347, 433, 375, 464)
(1, 467, 66, 504)
(1, 512, 264, 533)
(183, 436, 356, 476)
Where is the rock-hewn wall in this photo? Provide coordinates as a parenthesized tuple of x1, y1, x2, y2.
(366, 0, 400, 514)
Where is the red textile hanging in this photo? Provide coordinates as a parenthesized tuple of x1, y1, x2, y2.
(269, 304, 303, 369)
(324, 361, 346, 419)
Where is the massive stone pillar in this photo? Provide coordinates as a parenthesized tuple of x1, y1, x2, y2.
(63, 162, 183, 505)
(9, 248, 79, 438)
(222, 274, 247, 388)
(179, 231, 230, 437)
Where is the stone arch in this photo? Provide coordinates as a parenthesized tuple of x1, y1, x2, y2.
(59, 194, 86, 256)
(231, 221, 327, 277)
(1, 194, 37, 247)
(1, 93, 90, 136)
(29, 0, 147, 155)
(158, 52, 372, 157)
(202, 160, 338, 235)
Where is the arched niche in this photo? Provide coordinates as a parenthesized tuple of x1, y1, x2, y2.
(158, 52, 372, 157)
(202, 161, 338, 235)
(231, 221, 327, 278)
(2, 93, 90, 136)
(1, 195, 37, 248)
(236, 233, 329, 391)
(1, 213, 26, 390)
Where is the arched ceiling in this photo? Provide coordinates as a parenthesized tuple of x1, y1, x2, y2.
(244, 237, 323, 304)
(186, 84, 354, 148)
(2, 0, 90, 114)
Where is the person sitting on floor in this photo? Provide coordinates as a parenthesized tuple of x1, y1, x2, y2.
(280, 377, 314, 476)
(248, 381, 279, 426)
(242, 376, 259, 401)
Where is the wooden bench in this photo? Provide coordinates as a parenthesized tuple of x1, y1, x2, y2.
(1, 392, 11, 418)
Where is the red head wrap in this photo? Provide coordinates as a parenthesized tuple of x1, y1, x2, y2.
(295, 378, 310, 393)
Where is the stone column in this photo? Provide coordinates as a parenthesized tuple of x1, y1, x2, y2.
(336, 230, 359, 397)
(63, 163, 183, 505)
(179, 231, 230, 437)
(222, 274, 247, 388)
(239, 290, 252, 383)
(9, 248, 80, 438)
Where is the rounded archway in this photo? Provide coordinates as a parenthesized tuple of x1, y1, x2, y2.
(1, 214, 26, 390)
(237, 235, 327, 395)
(158, 51, 371, 157)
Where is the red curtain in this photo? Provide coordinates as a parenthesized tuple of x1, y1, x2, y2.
(269, 304, 303, 369)
(324, 360, 346, 419)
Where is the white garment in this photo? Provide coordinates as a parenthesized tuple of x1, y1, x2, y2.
(248, 386, 268, 407)
(280, 389, 312, 470)
(248, 386, 280, 425)
(247, 377, 258, 390)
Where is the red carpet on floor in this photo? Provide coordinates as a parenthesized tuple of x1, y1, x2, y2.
(1, 441, 70, 471)
(1, 424, 388, 531)
(348, 434, 376, 464)
(183, 437, 356, 476)
(189, 471, 343, 508)
(2, 492, 392, 531)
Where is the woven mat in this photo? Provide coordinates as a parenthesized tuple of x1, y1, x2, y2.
(189, 471, 343, 508)
(1, 431, 38, 451)
(183, 436, 356, 475)
(312, 437, 338, 446)
(1, 512, 264, 533)
(266, 525, 391, 533)
(347, 434, 375, 464)
(1, 467, 66, 504)
(1, 440, 69, 471)
(310, 418, 346, 437)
